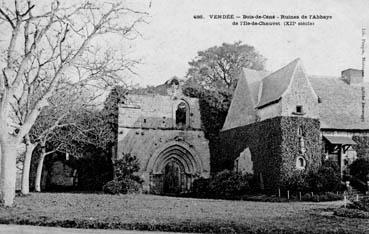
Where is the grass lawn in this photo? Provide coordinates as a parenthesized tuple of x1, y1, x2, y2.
(0, 193, 368, 233)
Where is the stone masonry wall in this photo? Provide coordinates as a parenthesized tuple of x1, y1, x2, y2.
(117, 128, 210, 191)
(117, 93, 210, 193)
(281, 64, 319, 118)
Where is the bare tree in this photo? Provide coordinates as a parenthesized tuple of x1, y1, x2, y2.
(32, 92, 114, 193)
(0, 0, 146, 206)
(19, 85, 90, 194)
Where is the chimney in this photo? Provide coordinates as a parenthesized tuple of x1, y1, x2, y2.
(341, 69, 363, 85)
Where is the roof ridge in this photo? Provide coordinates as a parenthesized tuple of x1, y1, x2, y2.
(256, 58, 300, 108)
(261, 58, 300, 81)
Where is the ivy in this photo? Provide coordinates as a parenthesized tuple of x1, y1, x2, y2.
(220, 116, 321, 192)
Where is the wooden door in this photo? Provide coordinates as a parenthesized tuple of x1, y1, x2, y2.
(163, 161, 182, 194)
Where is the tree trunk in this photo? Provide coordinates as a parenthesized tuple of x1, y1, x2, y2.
(35, 152, 46, 192)
(21, 140, 35, 195)
(0, 141, 17, 207)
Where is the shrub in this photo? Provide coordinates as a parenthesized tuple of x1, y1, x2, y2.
(103, 180, 123, 194)
(306, 163, 341, 193)
(334, 208, 369, 219)
(348, 197, 369, 212)
(192, 178, 210, 198)
(301, 193, 312, 201)
(103, 178, 141, 195)
(322, 160, 340, 172)
(114, 153, 141, 180)
(102, 153, 142, 194)
(281, 171, 309, 192)
(281, 163, 341, 193)
(301, 192, 342, 202)
(349, 158, 369, 182)
(207, 170, 252, 199)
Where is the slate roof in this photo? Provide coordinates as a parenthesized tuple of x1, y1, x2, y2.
(222, 70, 259, 130)
(224, 59, 369, 131)
(243, 69, 269, 104)
(256, 59, 300, 108)
(310, 76, 369, 130)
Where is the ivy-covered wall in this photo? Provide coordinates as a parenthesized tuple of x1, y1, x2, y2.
(279, 117, 322, 182)
(219, 116, 321, 192)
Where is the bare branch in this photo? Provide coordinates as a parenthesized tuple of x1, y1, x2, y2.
(0, 8, 15, 28)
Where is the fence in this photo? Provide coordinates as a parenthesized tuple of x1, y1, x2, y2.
(343, 191, 369, 208)
(276, 188, 344, 201)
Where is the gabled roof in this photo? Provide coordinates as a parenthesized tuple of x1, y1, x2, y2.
(223, 58, 369, 131)
(222, 70, 260, 130)
(310, 76, 369, 130)
(256, 58, 300, 108)
(243, 68, 270, 104)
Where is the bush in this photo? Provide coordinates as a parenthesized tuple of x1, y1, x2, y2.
(114, 153, 141, 180)
(282, 163, 341, 193)
(281, 171, 309, 192)
(349, 158, 369, 182)
(102, 178, 141, 195)
(348, 197, 369, 212)
(307, 163, 341, 193)
(300, 192, 342, 202)
(191, 170, 253, 199)
(192, 178, 210, 198)
(207, 170, 252, 199)
(103, 180, 122, 194)
(102, 153, 142, 194)
(335, 208, 369, 219)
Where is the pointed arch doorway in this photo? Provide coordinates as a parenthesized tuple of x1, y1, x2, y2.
(147, 141, 204, 195)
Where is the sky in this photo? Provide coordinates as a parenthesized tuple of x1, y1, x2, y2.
(1, 0, 368, 87)
(126, 0, 369, 86)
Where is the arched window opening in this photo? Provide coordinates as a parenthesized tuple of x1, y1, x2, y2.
(176, 102, 188, 128)
(297, 126, 303, 137)
(297, 126, 306, 153)
(296, 156, 306, 170)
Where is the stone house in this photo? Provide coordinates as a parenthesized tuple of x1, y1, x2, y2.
(116, 79, 210, 194)
(220, 58, 369, 191)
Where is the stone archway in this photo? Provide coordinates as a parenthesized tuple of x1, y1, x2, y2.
(146, 141, 203, 194)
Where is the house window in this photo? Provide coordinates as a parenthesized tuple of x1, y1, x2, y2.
(176, 102, 187, 128)
(296, 105, 303, 114)
(296, 156, 306, 170)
